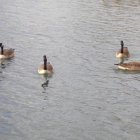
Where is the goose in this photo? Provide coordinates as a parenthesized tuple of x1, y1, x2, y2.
(115, 62, 140, 71)
(116, 41, 130, 58)
(38, 55, 54, 74)
(0, 43, 15, 59)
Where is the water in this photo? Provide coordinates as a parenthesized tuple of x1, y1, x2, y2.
(0, 0, 140, 139)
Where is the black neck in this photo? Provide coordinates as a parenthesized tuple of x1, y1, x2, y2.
(1, 46, 3, 55)
(44, 58, 47, 70)
(121, 41, 124, 53)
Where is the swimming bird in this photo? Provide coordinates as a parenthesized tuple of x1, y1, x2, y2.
(115, 62, 140, 71)
(0, 43, 15, 59)
(38, 55, 54, 74)
(116, 41, 130, 58)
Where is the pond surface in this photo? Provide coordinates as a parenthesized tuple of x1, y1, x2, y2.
(0, 0, 140, 139)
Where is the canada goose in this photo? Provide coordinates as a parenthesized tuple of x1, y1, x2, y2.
(38, 55, 54, 74)
(115, 62, 140, 71)
(0, 43, 15, 59)
(116, 41, 130, 58)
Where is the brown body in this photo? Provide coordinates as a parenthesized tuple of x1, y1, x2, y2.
(0, 49, 14, 56)
(116, 47, 130, 58)
(0, 49, 14, 58)
(118, 62, 140, 71)
(38, 62, 54, 74)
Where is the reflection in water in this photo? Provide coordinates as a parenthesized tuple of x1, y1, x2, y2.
(115, 57, 129, 65)
(0, 59, 5, 69)
(1, 63, 6, 69)
(114, 68, 140, 74)
(39, 73, 53, 79)
(40, 74, 53, 98)
(0, 58, 14, 69)
(102, 0, 121, 6)
(0, 59, 6, 74)
(0, 58, 14, 81)
(118, 57, 124, 64)
(0, 58, 4, 64)
(42, 79, 49, 93)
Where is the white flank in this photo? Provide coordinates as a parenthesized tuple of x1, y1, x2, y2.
(0, 55, 7, 59)
(118, 66, 129, 70)
(116, 53, 123, 58)
(38, 69, 51, 74)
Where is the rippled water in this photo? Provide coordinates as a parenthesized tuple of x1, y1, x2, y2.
(0, 0, 140, 139)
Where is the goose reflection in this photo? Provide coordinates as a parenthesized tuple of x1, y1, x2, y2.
(0, 57, 14, 69)
(119, 57, 124, 64)
(0, 59, 7, 71)
(0, 58, 14, 82)
(42, 79, 49, 93)
(1, 63, 6, 69)
(114, 68, 140, 74)
(114, 58, 124, 67)
(116, 57, 129, 65)
(102, 0, 121, 7)
(40, 74, 53, 94)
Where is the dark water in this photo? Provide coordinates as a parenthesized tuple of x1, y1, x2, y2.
(0, 0, 140, 140)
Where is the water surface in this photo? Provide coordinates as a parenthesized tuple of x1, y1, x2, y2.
(0, 0, 140, 140)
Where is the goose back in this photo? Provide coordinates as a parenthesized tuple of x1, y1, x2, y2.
(116, 47, 130, 58)
(118, 62, 140, 70)
(38, 62, 54, 74)
(0, 49, 14, 58)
